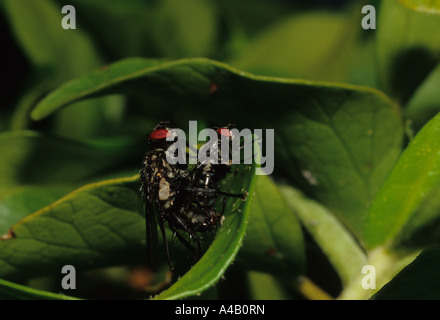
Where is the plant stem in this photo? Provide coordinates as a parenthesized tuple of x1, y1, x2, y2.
(296, 276, 333, 300)
(337, 247, 420, 300)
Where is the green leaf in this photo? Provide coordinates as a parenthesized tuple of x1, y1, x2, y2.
(399, 0, 440, 14)
(31, 58, 164, 121)
(278, 88, 403, 240)
(0, 164, 257, 299)
(237, 175, 305, 277)
(153, 163, 257, 300)
(0, 186, 72, 235)
(3, 0, 126, 139)
(9, 77, 54, 131)
(0, 130, 140, 194)
(279, 185, 366, 286)
(376, 0, 440, 103)
(0, 176, 145, 282)
(405, 63, 440, 130)
(229, 11, 360, 81)
(62, 0, 157, 59)
(0, 278, 78, 300)
(363, 112, 440, 249)
(3, 0, 101, 74)
(151, 0, 217, 58)
(32, 57, 403, 243)
(246, 271, 290, 300)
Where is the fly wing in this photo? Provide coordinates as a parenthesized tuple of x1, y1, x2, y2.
(145, 198, 159, 270)
(140, 166, 159, 270)
(144, 184, 174, 271)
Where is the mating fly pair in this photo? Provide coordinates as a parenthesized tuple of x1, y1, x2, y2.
(139, 122, 247, 270)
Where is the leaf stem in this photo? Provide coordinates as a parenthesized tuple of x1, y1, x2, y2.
(296, 276, 333, 300)
(337, 247, 420, 300)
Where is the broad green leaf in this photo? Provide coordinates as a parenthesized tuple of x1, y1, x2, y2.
(0, 167, 257, 299)
(0, 278, 78, 300)
(277, 88, 402, 239)
(376, 0, 440, 103)
(32, 57, 403, 243)
(399, 0, 440, 14)
(0, 176, 145, 281)
(31, 58, 164, 121)
(279, 185, 366, 286)
(0, 130, 141, 194)
(236, 175, 305, 278)
(0, 186, 72, 235)
(154, 163, 257, 300)
(363, 112, 440, 249)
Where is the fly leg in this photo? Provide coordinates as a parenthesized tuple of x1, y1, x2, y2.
(218, 190, 248, 200)
(157, 213, 174, 271)
(171, 215, 203, 259)
(169, 223, 202, 263)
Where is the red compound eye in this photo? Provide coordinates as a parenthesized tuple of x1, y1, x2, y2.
(150, 128, 171, 140)
(217, 128, 232, 138)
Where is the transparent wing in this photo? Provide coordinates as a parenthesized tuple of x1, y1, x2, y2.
(140, 167, 159, 270)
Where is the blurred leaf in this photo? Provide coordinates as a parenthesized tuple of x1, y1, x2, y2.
(0, 278, 78, 300)
(0, 176, 144, 281)
(229, 11, 359, 81)
(405, 63, 440, 130)
(59, 0, 218, 59)
(218, 0, 293, 36)
(372, 249, 440, 300)
(154, 163, 257, 300)
(0, 130, 141, 195)
(246, 271, 290, 300)
(345, 34, 378, 88)
(32, 57, 403, 242)
(279, 185, 366, 286)
(363, 112, 440, 249)
(216, 0, 293, 59)
(152, 0, 217, 58)
(237, 175, 305, 278)
(8, 77, 54, 131)
(376, 0, 440, 103)
(3, 0, 124, 139)
(57, 0, 157, 59)
(3, 0, 100, 72)
(0, 186, 72, 235)
(399, 0, 440, 14)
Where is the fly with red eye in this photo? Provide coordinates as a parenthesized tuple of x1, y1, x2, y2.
(140, 122, 190, 270)
(149, 128, 171, 141)
(185, 125, 247, 210)
(176, 124, 248, 257)
(140, 122, 247, 271)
